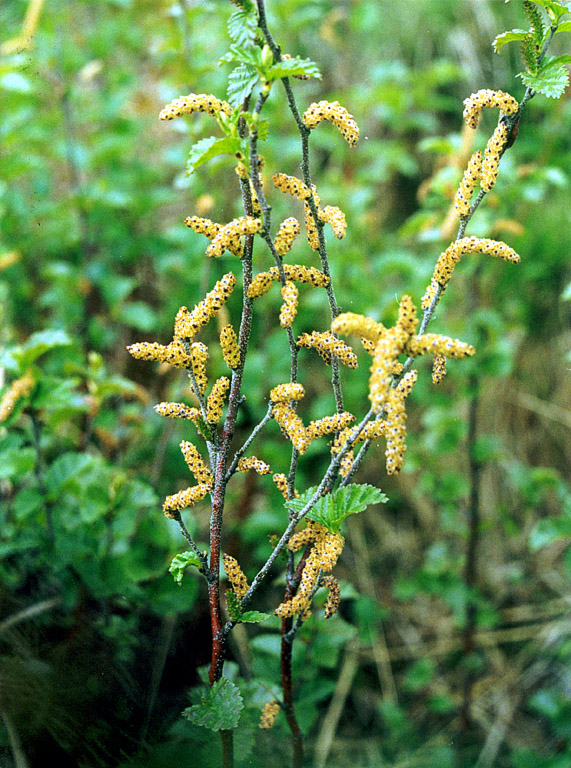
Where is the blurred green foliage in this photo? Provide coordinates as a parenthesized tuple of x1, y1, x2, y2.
(1, 0, 571, 766)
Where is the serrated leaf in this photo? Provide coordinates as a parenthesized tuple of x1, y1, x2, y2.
(44, 452, 98, 497)
(11, 330, 72, 369)
(555, 20, 571, 32)
(169, 551, 203, 586)
(227, 7, 258, 48)
(285, 483, 388, 533)
(492, 29, 528, 53)
(238, 611, 270, 623)
(219, 44, 263, 69)
(186, 136, 242, 175)
(519, 64, 569, 98)
(540, 54, 571, 71)
(227, 63, 259, 108)
(184, 678, 244, 731)
(267, 56, 321, 81)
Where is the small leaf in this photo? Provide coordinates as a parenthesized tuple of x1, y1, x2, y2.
(519, 64, 569, 98)
(184, 678, 244, 731)
(492, 29, 528, 53)
(555, 20, 571, 32)
(286, 484, 388, 533)
(227, 63, 259, 108)
(118, 301, 158, 332)
(10, 330, 72, 369)
(169, 551, 203, 586)
(219, 44, 263, 69)
(267, 56, 321, 81)
(227, 7, 258, 48)
(238, 611, 270, 623)
(186, 136, 243, 175)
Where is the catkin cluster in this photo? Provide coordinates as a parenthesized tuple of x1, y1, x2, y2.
(275, 522, 344, 618)
(0, 371, 34, 423)
(159, 93, 231, 121)
(302, 100, 360, 146)
(184, 216, 244, 258)
(462, 89, 518, 129)
(162, 441, 213, 517)
(205, 217, 261, 259)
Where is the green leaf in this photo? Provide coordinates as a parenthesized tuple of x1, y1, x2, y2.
(0, 447, 36, 480)
(43, 452, 97, 497)
(227, 7, 258, 48)
(9, 330, 72, 370)
(492, 29, 528, 54)
(555, 20, 571, 32)
(238, 611, 270, 623)
(267, 56, 321, 82)
(285, 483, 388, 533)
(227, 63, 259, 108)
(186, 136, 244, 175)
(219, 44, 263, 69)
(184, 678, 244, 731)
(117, 301, 158, 332)
(169, 551, 203, 585)
(226, 588, 242, 621)
(519, 64, 569, 98)
(539, 54, 571, 71)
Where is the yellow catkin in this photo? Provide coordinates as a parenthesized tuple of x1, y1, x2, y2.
(272, 403, 308, 454)
(369, 325, 408, 414)
(163, 483, 211, 517)
(273, 217, 301, 256)
(220, 324, 241, 369)
(288, 521, 322, 551)
(223, 553, 250, 599)
(272, 172, 311, 200)
(273, 472, 298, 500)
(462, 89, 519, 129)
(304, 200, 320, 251)
(421, 279, 439, 311)
(127, 341, 170, 363)
(190, 342, 209, 393)
(259, 700, 281, 730)
(159, 92, 231, 121)
(206, 217, 261, 259)
(180, 440, 214, 486)
(407, 333, 476, 359)
(320, 575, 341, 618)
(174, 273, 237, 339)
(247, 264, 330, 298)
(396, 295, 418, 337)
(154, 402, 201, 421)
(206, 377, 230, 424)
(237, 456, 271, 475)
(383, 370, 418, 475)
(331, 313, 385, 343)
(319, 205, 347, 239)
(184, 216, 243, 258)
(302, 100, 360, 146)
(279, 281, 299, 328)
(432, 354, 447, 384)
(269, 382, 305, 403)
(0, 371, 34, 423)
(455, 151, 483, 217)
(306, 412, 356, 442)
(481, 122, 509, 193)
(297, 331, 358, 368)
(275, 525, 344, 617)
(431, 237, 520, 288)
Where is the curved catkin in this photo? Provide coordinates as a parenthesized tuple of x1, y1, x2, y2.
(223, 553, 250, 599)
(163, 483, 211, 517)
(462, 89, 518, 129)
(297, 330, 358, 369)
(220, 324, 241, 370)
(206, 376, 230, 424)
(407, 333, 475, 360)
(247, 265, 330, 299)
(259, 700, 281, 730)
(0, 371, 34, 423)
(481, 122, 509, 192)
(455, 151, 483, 217)
(302, 100, 360, 146)
(180, 440, 214, 486)
(273, 217, 301, 256)
(279, 281, 299, 328)
(432, 237, 520, 287)
(272, 172, 311, 200)
(331, 312, 385, 343)
(272, 403, 308, 454)
(273, 472, 299, 500)
(237, 456, 271, 475)
(175, 273, 237, 339)
(159, 93, 231, 121)
(319, 205, 347, 239)
(306, 411, 356, 442)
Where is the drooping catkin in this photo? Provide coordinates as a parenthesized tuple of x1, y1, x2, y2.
(259, 700, 281, 730)
(462, 89, 518, 129)
(159, 93, 231, 121)
(302, 100, 360, 146)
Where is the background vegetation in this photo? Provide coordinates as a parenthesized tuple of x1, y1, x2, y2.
(1, 0, 571, 766)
